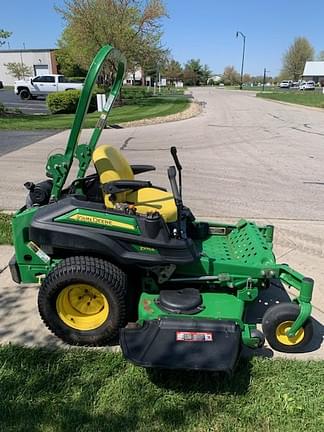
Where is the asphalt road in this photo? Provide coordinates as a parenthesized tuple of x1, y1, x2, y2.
(0, 88, 48, 114)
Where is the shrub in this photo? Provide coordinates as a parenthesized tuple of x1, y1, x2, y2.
(121, 86, 151, 100)
(47, 89, 101, 114)
(0, 102, 5, 115)
(65, 76, 86, 83)
(47, 90, 81, 114)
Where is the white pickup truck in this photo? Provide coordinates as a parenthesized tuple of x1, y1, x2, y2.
(14, 74, 84, 100)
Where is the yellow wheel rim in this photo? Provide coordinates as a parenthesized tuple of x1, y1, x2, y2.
(56, 284, 109, 331)
(275, 321, 305, 346)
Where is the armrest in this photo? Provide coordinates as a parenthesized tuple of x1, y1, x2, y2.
(103, 180, 152, 194)
(131, 165, 156, 175)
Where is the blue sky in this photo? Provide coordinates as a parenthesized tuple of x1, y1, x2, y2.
(1, 0, 323, 76)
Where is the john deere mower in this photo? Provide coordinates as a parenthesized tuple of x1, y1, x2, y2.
(9, 45, 314, 373)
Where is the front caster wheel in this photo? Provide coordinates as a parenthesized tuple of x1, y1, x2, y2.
(262, 303, 313, 353)
(38, 256, 127, 346)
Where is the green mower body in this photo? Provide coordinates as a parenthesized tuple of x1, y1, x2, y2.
(9, 45, 314, 373)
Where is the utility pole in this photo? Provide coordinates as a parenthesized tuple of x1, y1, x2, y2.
(236, 31, 246, 90)
(262, 68, 266, 91)
(262, 69, 270, 91)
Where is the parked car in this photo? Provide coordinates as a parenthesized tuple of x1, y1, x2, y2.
(14, 74, 84, 100)
(291, 81, 300, 88)
(299, 80, 315, 91)
(279, 80, 293, 88)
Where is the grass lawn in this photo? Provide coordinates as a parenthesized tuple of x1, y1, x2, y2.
(0, 97, 189, 130)
(0, 345, 323, 432)
(221, 85, 278, 92)
(257, 91, 324, 108)
(0, 213, 12, 244)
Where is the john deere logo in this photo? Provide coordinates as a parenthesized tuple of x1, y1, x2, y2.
(55, 209, 140, 234)
(132, 244, 158, 254)
(138, 246, 155, 252)
(70, 213, 135, 230)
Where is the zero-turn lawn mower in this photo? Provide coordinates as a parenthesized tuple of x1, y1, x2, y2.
(9, 45, 314, 373)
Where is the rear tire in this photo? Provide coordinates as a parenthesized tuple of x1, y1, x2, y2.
(38, 256, 127, 346)
(262, 303, 313, 353)
(20, 89, 31, 100)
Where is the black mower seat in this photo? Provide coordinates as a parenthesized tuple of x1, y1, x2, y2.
(93, 145, 177, 223)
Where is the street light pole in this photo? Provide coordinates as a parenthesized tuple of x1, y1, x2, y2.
(236, 31, 246, 90)
(262, 68, 270, 91)
(262, 68, 266, 91)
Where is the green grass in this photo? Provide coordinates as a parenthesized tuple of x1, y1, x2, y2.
(0, 97, 190, 130)
(0, 345, 323, 432)
(257, 91, 324, 108)
(0, 213, 12, 244)
(222, 85, 278, 92)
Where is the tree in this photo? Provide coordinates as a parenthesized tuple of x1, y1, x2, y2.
(4, 62, 32, 80)
(55, 48, 87, 77)
(0, 29, 12, 47)
(281, 37, 315, 81)
(183, 59, 211, 86)
(317, 51, 324, 61)
(56, 0, 168, 76)
(222, 66, 240, 85)
(163, 59, 183, 83)
(201, 64, 212, 85)
(242, 73, 251, 84)
(137, 45, 169, 85)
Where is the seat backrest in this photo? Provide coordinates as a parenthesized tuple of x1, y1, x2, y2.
(93, 145, 134, 207)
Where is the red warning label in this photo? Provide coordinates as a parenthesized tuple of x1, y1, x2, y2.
(176, 331, 213, 342)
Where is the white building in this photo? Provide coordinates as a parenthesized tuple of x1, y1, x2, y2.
(207, 75, 222, 84)
(303, 61, 324, 85)
(123, 68, 144, 85)
(123, 67, 182, 87)
(0, 48, 57, 85)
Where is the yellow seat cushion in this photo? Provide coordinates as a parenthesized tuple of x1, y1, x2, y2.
(93, 144, 134, 205)
(126, 188, 177, 223)
(92, 144, 177, 223)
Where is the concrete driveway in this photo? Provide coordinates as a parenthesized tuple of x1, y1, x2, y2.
(0, 87, 323, 357)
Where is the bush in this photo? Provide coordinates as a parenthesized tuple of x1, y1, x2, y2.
(47, 90, 81, 114)
(47, 90, 101, 114)
(0, 102, 5, 115)
(65, 76, 86, 83)
(121, 86, 151, 100)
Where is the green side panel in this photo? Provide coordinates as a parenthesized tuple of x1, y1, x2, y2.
(138, 292, 245, 328)
(18, 264, 53, 284)
(132, 244, 158, 254)
(12, 207, 41, 264)
(54, 208, 141, 235)
(12, 207, 55, 283)
(178, 219, 276, 278)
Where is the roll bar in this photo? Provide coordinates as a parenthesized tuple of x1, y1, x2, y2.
(46, 45, 126, 201)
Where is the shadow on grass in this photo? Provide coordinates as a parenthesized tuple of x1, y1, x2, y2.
(0, 345, 249, 432)
(146, 358, 253, 395)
